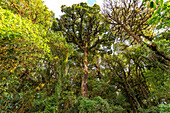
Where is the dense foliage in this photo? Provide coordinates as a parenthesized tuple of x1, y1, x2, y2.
(0, 0, 169, 112)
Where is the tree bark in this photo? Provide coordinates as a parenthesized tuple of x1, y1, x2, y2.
(137, 67, 153, 107)
(124, 86, 138, 113)
(81, 48, 89, 97)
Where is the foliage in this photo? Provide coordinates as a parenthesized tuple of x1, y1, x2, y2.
(159, 104, 170, 113)
(0, 0, 169, 113)
(0, 0, 53, 29)
(0, 3, 72, 112)
(77, 96, 111, 113)
(149, 1, 170, 29)
(0, 6, 50, 112)
(52, 2, 113, 97)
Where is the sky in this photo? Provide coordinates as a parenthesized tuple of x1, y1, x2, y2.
(43, 0, 168, 18)
(87, 0, 97, 6)
(43, 0, 103, 17)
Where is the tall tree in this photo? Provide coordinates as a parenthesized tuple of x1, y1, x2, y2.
(103, 0, 170, 62)
(102, 0, 170, 112)
(0, 1, 72, 111)
(0, 6, 51, 112)
(52, 2, 113, 97)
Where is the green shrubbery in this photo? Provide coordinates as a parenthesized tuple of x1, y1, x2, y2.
(0, 0, 169, 112)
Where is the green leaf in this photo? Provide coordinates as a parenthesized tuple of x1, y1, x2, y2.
(156, 0, 159, 5)
(150, 1, 155, 8)
(160, 0, 163, 5)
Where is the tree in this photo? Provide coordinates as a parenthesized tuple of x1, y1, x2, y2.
(0, 0, 53, 28)
(102, 0, 169, 112)
(0, 6, 51, 112)
(52, 2, 113, 97)
(0, 1, 72, 111)
(103, 0, 170, 62)
(1, 0, 169, 112)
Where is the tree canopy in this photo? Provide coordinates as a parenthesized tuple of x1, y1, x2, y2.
(52, 2, 114, 98)
(0, 0, 169, 112)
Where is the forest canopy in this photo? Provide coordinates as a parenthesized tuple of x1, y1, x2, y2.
(0, 0, 169, 112)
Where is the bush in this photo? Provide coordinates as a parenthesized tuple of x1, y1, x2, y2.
(77, 96, 111, 113)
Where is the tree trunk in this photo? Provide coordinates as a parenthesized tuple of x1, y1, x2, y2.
(81, 49, 88, 97)
(124, 86, 138, 113)
(136, 65, 153, 107)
